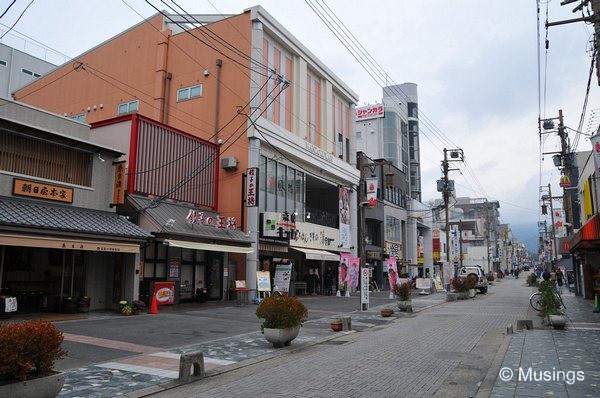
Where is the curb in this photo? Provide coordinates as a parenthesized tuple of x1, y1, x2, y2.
(474, 326, 513, 398)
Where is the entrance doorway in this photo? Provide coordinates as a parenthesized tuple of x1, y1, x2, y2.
(206, 253, 222, 300)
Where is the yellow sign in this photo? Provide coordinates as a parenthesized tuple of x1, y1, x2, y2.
(13, 178, 73, 203)
(113, 162, 126, 205)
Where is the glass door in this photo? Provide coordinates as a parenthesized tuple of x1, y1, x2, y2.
(207, 254, 222, 300)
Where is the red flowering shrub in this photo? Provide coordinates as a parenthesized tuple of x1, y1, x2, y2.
(0, 320, 66, 382)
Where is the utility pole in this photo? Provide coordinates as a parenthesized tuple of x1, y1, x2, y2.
(438, 148, 464, 286)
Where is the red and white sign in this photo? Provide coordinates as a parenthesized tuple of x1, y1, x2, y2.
(355, 104, 384, 121)
(246, 167, 258, 207)
(591, 133, 600, 172)
(365, 177, 378, 207)
(153, 281, 175, 306)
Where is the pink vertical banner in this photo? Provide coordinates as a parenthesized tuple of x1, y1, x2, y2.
(339, 253, 350, 288)
(386, 258, 398, 289)
(348, 257, 360, 289)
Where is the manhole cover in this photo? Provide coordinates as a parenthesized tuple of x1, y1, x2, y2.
(321, 340, 348, 345)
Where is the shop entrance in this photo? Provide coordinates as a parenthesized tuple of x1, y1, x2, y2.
(206, 252, 223, 300)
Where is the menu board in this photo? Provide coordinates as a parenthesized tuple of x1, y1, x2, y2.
(273, 264, 292, 294)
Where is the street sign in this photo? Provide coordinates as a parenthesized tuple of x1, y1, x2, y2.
(361, 267, 369, 310)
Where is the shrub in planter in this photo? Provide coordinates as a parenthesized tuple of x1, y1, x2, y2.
(451, 278, 467, 293)
(527, 273, 539, 287)
(132, 300, 146, 315)
(118, 300, 129, 314)
(256, 296, 308, 331)
(393, 281, 412, 301)
(487, 274, 495, 282)
(330, 318, 343, 332)
(120, 304, 133, 316)
(0, 320, 66, 383)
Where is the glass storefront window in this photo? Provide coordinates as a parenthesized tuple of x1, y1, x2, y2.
(277, 163, 287, 211)
(287, 167, 295, 211)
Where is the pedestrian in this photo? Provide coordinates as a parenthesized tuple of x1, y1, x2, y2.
(556, 269, 564, 287)
(542, 269, 551, 281)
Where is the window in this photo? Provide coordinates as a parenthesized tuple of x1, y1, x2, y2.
(0, 60, 6, 67)
(177, 84, 203, 102)
(33, 72, 41, 78)
(71, 114, 86, 122)
(21, 68, 33, 76)
(117, 100, 139, 115)
(356, 131, 362, 139)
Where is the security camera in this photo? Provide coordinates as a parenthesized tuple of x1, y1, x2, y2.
(217, 138, 224, 145)
(203, 69, 210, 77)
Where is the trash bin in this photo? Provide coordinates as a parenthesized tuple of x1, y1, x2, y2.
(195, 288, 207, 303)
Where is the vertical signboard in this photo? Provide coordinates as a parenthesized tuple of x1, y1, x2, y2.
(451, 224, 460, 264)
(361, 267, 369, 310)
(591, 133, 600, 173)
(113, 161, 126, 205)
(273, 263, 292, 295)
(386, 257, 398, 289)
(339, 187, 351, 248)
(245, 167, 258, 207)
(365, 177, 378, 207)
(348, 257, 360, 289)
(339, 253, 350, 290)
(432, 229, 441, 262)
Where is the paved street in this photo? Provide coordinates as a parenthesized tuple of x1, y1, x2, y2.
(146, 277, 532, 398)
(8, 275, 598, 397)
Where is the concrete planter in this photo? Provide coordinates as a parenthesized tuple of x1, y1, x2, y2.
(330, 321, 343, 332)
(469, 289, 476, 298)
(549, 315, 567, 329)
(457, 291, 470, 300)
(263, 326, 301, 348)
(396, 300, 413, 312)
(0, 371, 65, 398)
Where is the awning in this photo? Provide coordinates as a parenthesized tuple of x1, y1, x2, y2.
(290, 247, 339, 261)
(165, 239, 254, 254)
(259, 243, 288, 253)
(570, 213, 600, 252)
(0, 233, 140, 253)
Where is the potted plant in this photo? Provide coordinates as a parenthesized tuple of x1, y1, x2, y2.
(77, 296, 91, 313)
(527, 273, 539, 287)
(451, 278, 469, 299)
(538, 281, 565, 328)
(380, 307, 394, 317)
(330, 318, 343, 332)
(256, 296, 308, 348)
(132, 300, 146, 315)
(120, 303, 133, 316)
(464, 276, 477, 298)
(0, 320, 66, 397)
(61, 296, 77, 314)
(393, 281, 413, 312)
(117, 300, 128, 314)
(486, 274, 495, 284)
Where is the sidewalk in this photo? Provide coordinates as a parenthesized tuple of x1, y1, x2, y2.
(490, 288, 600, 397)
(54, 291, 447, 397)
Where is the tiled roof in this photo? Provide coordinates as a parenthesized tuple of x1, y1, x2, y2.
(128, 195, 252, 244)
(0, 196, 152, 239)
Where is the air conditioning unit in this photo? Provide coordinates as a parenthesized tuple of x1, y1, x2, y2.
(220, 156, 237, 170)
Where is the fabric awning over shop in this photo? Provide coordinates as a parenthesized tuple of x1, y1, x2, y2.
(165, 239, 254, 254)
(290, 247, 340, 261)
(570, 213, 600, 252)
(0, 233, 141, 253)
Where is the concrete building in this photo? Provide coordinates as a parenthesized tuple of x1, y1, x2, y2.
(0, 43, 56, 100)
(355, 83, 431, 283)
(13, 7, 360, 301)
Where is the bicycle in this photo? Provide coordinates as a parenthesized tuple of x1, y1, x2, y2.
(529, 284, 564, 312)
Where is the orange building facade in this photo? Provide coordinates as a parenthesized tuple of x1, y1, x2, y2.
(15, 6, 361, 300)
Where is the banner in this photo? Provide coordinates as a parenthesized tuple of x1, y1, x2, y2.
(417, 235, 424, 264)
(451, 224, 460, 263)
(339, 187, 351, 248)
(361, 267, 370, 308)
(348, 257, 360, 288)
(339, 253, 350, 288)
(553, 208, 566, 238)
(386, 257, 398, 289)
(365, 177, 378, 207)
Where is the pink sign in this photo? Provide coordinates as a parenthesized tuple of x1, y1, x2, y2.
(339, 253, 350, 288)
(386, 258, 398, 289)
(348, 257, 360, 288)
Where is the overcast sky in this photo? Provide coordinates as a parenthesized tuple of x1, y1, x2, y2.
(1, 0, 596, 250)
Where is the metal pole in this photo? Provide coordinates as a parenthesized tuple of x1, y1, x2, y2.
(547, 184, 558, 268)
(443, 149, 451, 280)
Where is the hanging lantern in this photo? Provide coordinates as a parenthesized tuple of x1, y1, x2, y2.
(559, 175, 571, 188)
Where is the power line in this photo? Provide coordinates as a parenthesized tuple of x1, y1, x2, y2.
(0, 0, 34, 40)
(0, 1, 17, 20)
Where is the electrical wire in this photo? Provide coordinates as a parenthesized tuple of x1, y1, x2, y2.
(0, 0, 34, 40)
(0, 0, 17, 20)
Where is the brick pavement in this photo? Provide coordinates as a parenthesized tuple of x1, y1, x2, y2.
(491, 287, 600, 398)
(145, 277, 530, 398)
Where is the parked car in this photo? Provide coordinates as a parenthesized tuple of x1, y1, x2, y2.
(458, 265, 488, 294)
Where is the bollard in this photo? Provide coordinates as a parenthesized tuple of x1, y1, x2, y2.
(594, 294, 600, 313)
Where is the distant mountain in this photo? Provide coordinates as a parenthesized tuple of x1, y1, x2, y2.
(510, 223, 539, 254)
